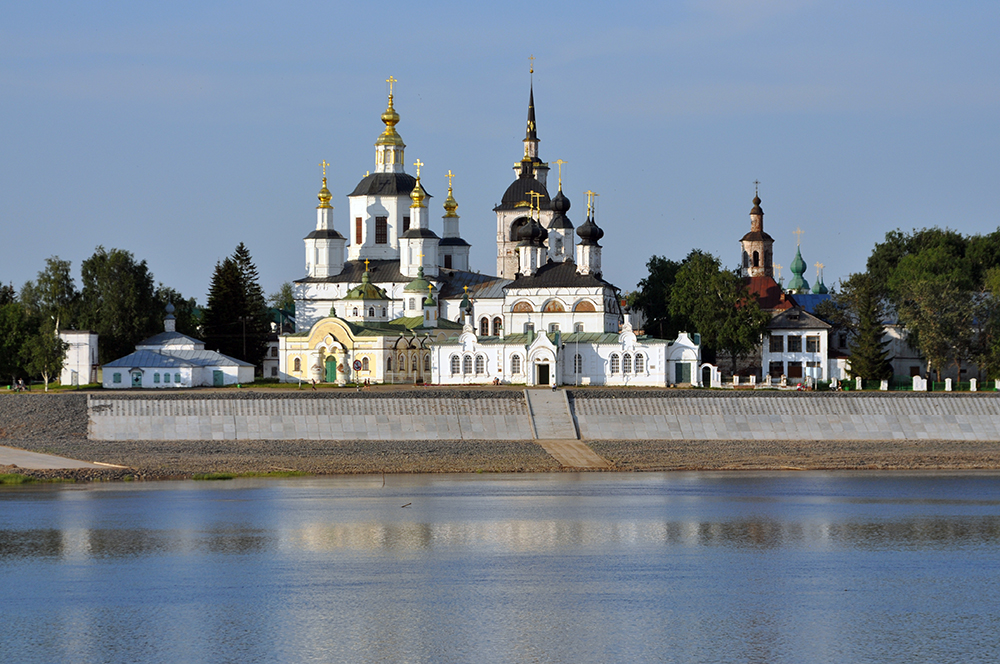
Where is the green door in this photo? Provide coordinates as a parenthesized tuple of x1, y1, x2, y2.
(675, 362, 691, 384)
(325, 357, 337, 382)
(213, 370, 224, 387)
(131, 371, 142, 387)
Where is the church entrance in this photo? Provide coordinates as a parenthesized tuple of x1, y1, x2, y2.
(702, 366, 711, 387)
(325, 357, 337, 383)
(130, 370, 142, 388)
(675, 362, 691, 385)
(536, 362, 550, 386)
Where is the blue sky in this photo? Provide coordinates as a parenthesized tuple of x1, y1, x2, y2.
(3, 1, 998, 304)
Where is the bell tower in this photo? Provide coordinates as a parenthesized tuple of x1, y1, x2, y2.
(739, 183, 774, 278)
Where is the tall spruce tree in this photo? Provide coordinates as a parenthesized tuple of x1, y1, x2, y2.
(203, 244, 271, 370)
(846, 274, 893, 380)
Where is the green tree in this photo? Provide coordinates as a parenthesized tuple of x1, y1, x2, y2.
(634, 255, 688, 339)
(669, 250, 770, 374)
(0, 301, 34, 385)
(23, 320, 69, 391)
(203, 244, 271, 369)
(20, 257, 79, 329)
(836, 273, 893, 381)
(79, 247, 161, 363)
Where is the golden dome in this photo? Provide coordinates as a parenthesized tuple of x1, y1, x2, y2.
(317, 176, 333, 208)
(376, 94, 405, 147)
(410, 177, 427, 208)
(443, 183, 458, 217)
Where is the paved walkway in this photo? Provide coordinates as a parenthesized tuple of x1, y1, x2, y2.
(0, 445, 107, 470)
(534, 440, 611, 469)
(524, 389, 579, 439)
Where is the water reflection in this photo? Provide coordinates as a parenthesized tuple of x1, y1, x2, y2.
(2, 473, 1000, 664)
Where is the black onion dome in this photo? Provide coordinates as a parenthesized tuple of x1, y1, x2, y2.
(576, 214, 604, 245)
(517, 218, 548, 247)
(548, 190, 574, 230)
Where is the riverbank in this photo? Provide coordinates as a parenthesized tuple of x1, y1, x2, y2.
(3, 390, 1000, 481)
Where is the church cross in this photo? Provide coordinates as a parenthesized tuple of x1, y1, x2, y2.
(319, 160, 329, 177)
(815, 262, 824, 278)
(364, 259, 370, 272)
(754, 179, 760, 195)
(793, 227, 804, 246)
(386, 75, 398, 96)
(585, 190, 598, 217)
(775, 263, 783, 279)
(554, 159, 567, 190)
(446, 170, 455, 189)
(529, 55, 535, 74)
(413, 159, 424, 177)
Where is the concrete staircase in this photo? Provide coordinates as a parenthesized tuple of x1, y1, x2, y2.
(524, 389, 609, 469)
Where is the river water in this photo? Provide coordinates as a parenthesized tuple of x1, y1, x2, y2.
(2, 471, 999, 663)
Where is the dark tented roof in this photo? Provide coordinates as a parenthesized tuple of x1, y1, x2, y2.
(349, 173, 423, 198)
(305, 229, 346, 240)
(504, 261, 616, 291)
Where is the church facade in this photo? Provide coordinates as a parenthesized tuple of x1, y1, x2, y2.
(278, 78, 701, 386)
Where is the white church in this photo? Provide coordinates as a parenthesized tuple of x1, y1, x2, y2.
(278, 77, 701, 387)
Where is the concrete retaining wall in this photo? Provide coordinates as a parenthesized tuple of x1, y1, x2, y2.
(87, 393, 1000, 442)
(88, 397, 532, 441)
(572, 395, 1000, 441)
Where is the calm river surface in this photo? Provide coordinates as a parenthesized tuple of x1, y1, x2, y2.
(3, 471, 1000, 664)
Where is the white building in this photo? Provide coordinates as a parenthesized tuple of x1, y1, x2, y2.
(103, 305, 254, 389)
(279, 77, 702, 386)
(58, 330, 98, 386)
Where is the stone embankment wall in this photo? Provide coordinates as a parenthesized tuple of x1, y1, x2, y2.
(85, 391, 1000, 442)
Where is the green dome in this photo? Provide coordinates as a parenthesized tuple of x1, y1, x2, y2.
(787, 247, 810, 292)
(343, 270, 390, 301)
(404, 265, 433, 293)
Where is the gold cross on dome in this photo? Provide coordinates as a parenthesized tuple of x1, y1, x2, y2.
(554, 159, 567, 190)
(464, 285, 469, 293)
(319, 160, 329, 177)
(413, 159, 424, 177)
(793, 227, 804, 246)
(775, 263, 783, 279)
(446, 170, 455, 189)
(386, 75, 397, 96)
(529, 55, 535, 74)
(364, 259, 370, 272)
(585, 190, 598, 216)
(754, 179, 760, 195)
(418, 252, 425, 263)
(815, 262, 824, 277)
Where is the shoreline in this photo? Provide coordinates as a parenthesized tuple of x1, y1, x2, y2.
(3, 390, 1000, 482)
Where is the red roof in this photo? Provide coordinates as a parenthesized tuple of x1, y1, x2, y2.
(744, 276, 795, 311)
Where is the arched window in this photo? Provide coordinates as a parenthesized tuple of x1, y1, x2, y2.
(408, 298, 415, 310)
(635, 353, 644, 373)
(368, 307, 375, 317)
(549, 323, 560, 333)
(742, 251, 749, 269)
(424, 355, 431, 372)
(293, 358, 301, 372)
(574, 354, 582, 374)
(475, 355, 485, 374)
(463, 355, 473, 375)
(381, 307, 386, 317)
(480, 317, 489, 336)
(524, 323, 534, 334)
(492, 317, 502, 336)
(352, 307, 358, 317)
(386, 357, 392, 372)
(623, 354, 632, 373)
(450, 355, 460, 375)
(610, 354, 620, 374)
(399, 355, 406, 372)
(574, 322, 584, 333)
(362, 357, 369, 371)
(753, 251, 760, 268)
(511, 354, 522, 374)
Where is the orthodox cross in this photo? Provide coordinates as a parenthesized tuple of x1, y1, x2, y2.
(815, 262, 824, 279)
(413, 159, 424, 177)
(554, 159, 567, 191)
(775, 263, 783, 280)
(418, 252, 425, 266)
(793, 227, 804, 246)
(386, 75, 397, 96)
(364, 259, 370, 273)
(319, 160, 329, 177)
(754, 179, 760, 196)
(585, 190, 598, 217)
(529, 55, 535, 74)
(446, 170, 455, 189)
(525, 190, 541, 220)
